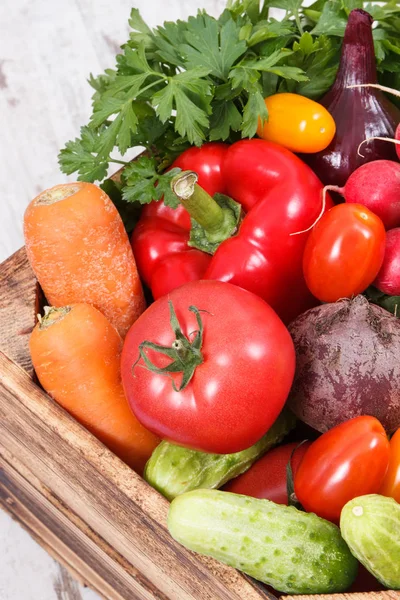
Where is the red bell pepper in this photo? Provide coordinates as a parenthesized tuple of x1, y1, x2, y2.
(132, 139, 332, 323)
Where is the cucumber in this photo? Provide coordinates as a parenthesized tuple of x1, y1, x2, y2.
(144, 409, 296, 501)
(168, 489, 358, 594)
(340, 494, 400, 589)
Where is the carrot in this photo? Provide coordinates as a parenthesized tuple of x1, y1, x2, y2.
(24, 182, 145, 337)
(29, 303, 160, 474)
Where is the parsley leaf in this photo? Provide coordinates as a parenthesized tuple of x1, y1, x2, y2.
(152, 67, 212, 145)
(310, 0, 349, 36)
(247, 19, 296, 47)
(122, 156, 181, 207)
(209, 99, 242, 140)
(241, 86, 269, 138)
(231, 49, 308, 87)
(181, 14, 247, 80)
(58, 126, 110, 182)
(285, 34, 340, 98)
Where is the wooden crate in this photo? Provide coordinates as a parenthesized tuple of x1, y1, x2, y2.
(0, 247, 398, 600)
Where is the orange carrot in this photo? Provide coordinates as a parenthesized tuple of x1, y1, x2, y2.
(29, 303, 160, 474)
(24, 182, 145, 337)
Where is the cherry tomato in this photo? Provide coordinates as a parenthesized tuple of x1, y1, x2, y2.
(121, 280, 295, 454)
(294, 416, 390, 523)
(223, 441, 311, 504)
(303, 203, 386, 303)
(257, 93, 336, 153)
(379, 427, 400, 502)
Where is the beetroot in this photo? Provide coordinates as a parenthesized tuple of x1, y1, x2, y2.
(288, 295, 400, 434)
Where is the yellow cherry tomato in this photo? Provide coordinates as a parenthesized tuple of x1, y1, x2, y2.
(257, 93, 336, 153)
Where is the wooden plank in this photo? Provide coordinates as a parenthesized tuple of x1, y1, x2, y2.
(0, 448, 159, 600)
(0, 247, 38, 376)
(0, 352, 271, 600)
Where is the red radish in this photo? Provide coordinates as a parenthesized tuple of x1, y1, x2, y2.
(322, 160, 400, 230)
(374, 228, 400, 295)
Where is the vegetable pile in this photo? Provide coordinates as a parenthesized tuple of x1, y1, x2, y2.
(58, 0, 400, 210)
(22, 0, 400, 595)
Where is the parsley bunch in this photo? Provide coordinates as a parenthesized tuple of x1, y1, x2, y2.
(59, 0, 400, 215)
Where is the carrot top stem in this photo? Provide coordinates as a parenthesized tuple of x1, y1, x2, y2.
(35, 184, 81, 206)
(38, 306, 72, 329)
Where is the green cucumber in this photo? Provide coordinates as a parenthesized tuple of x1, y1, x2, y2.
(144, 409, 296, 500)
(168, 489, 358, 594)
(340, 494, 400, 589)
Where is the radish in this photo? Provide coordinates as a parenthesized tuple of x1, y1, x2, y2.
(324, 160, 400, 230)
(374, 228, 400, 295)
(291, 159, 400, 237)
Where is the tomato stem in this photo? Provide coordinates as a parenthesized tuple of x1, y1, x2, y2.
(171, 171, 242, 255)
(132, 301, 205, 392)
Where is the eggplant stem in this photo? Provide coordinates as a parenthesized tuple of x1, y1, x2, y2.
(347, 83, 400, 99)
(357, 136, 400, 158)
(289, 186, 341, 237)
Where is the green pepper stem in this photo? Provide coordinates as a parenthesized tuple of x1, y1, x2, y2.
(171, 171, 226, 234)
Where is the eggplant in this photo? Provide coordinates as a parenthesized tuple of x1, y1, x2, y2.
(305, 9, 400, 188)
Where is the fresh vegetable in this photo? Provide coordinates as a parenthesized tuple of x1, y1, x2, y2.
(395, 123, 400, 160)
(131, 143, 225, 299)
(294, 417, 390, 523)
(257, 93, 335, 153)
(168, 489, 358, 594)
(306, 10, 400, 188)
(324, 161, 400, 231)
(379, 428, 400, 503)
(121, 280, 295, 454)
(356, 85, 400, 162)
(29, 304, 160, 474)
(24, 182, 145, 337)
(288, 295, 400, 434)
(341, 494, 400, 589)
(132, 139, 333, 323)
(223, 440, 310, 505)
(144, 409, 296, 501)
(58, 2, 400, 213)
(303, 203, 386, 303)
(374, 229, 400, 296)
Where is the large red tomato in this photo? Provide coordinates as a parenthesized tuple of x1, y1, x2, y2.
(121, 280, 295, 454)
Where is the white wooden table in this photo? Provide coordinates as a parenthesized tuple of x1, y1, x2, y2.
(0, 1, 225, 598)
